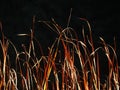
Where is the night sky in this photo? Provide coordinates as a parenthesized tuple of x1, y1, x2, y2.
(0, 0, 120, 56)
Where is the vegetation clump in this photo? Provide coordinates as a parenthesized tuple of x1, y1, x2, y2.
(0, 17, 119, 90)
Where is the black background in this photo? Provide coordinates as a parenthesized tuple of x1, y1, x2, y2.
(0, 0, 120, 58)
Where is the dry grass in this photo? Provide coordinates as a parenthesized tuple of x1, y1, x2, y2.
(0, 17, 119, 90)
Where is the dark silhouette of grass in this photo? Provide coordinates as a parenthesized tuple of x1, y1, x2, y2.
(0, 17, 119, 90)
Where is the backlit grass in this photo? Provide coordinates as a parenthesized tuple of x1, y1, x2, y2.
(0, 17, 119, 90)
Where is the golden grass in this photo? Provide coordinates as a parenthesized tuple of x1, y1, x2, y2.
(0, 17, 119, 90)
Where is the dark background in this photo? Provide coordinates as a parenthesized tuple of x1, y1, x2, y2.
(0, 0, 120, 58)
(0, 1, 120, 84)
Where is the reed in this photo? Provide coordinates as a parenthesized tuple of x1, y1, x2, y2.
(0, 17, 119, 90)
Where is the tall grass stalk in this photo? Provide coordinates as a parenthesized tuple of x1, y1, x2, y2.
(0, 17, 119, 90)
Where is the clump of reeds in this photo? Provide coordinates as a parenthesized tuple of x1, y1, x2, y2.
(0, 16, 119, 90)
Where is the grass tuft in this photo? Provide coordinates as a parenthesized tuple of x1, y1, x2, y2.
(0, 17, 119, 90)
